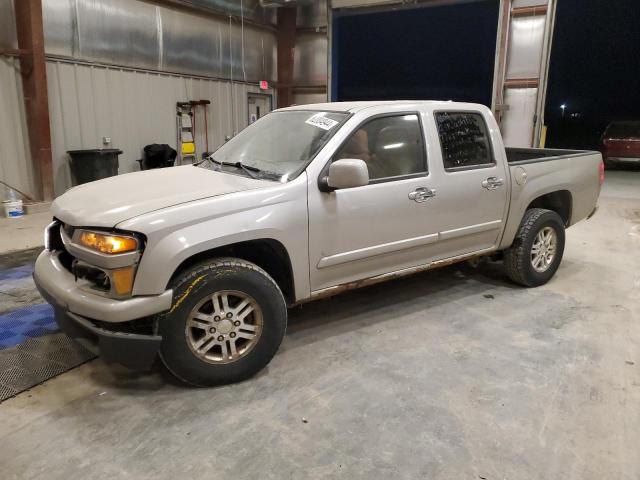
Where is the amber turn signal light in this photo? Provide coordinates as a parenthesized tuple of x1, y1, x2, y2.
(111, 266, 136, 296)
(78, 231, 138, 254)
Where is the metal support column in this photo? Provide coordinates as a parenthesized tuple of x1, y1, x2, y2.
(15, 0, 54, 201)
(276, 7, 297, 108)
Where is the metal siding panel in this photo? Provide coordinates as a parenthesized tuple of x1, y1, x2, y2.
(501, 87, 538, 147)
(0, 58, 36, 198)
(506, 15, 546, 79)
(73, 63, 98, 147)
(41, 0, 276, 83)
(161, 7, 222, 77)
(89, 66, 113, 150)
(512, 0, 548, 8)
(42, 0, 75, 57)
(188, 0, 275, 24)
(293, 33, 327, 86)
(45, 61, 264, 194)
(297, 1, 327, 27)
(75, 0, 160, 70)
(293, 92, 328, 105)
(46, 62, 71, 194)
(331, 0, 399, 7)
(0, 0, 17, 49)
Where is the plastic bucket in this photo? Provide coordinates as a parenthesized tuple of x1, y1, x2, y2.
(2, 199, 24, 218)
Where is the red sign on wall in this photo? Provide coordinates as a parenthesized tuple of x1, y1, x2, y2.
(259, 80, 269, 90)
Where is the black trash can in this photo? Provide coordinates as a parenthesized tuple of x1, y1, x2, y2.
(67, 149, 122, 185)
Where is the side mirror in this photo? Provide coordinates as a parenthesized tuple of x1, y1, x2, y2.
(321, 159, 369, 191)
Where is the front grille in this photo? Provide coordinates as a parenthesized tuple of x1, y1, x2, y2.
(72, 260, 111, 293)
(58, 251, 74, 274)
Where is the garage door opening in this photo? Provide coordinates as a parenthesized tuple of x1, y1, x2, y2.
(544, 0, 640, 150)
(332, 0, 500, 106)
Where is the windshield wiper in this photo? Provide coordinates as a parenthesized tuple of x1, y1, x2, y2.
(200, 157, 260, 179)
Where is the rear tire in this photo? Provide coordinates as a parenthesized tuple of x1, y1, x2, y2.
(504, 208, 566, 287)
(158, 258, 287, 386)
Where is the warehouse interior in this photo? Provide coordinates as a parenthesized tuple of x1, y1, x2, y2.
(0, 0, 639, 478)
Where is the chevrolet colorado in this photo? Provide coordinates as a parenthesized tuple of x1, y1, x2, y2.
(34, 101, 603, 386)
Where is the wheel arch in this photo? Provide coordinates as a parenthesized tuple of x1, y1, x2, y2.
(526, 190, 573, 226)
(168, 238, 296, 305)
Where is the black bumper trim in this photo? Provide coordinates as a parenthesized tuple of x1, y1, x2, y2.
(36, 275, 161, 370)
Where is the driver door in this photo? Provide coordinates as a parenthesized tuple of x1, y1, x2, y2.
(307, 112, 440, 292)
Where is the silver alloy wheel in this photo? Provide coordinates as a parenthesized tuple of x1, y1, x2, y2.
(185, 290, 263, 364)
(531, 226, 558, 273)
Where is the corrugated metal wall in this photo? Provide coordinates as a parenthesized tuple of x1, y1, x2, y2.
(43, 0, 277, 83)
(293, 2, 328, 105)
(0, 57, 36, 198)
(47, 61, 270, 196)
(0, 0, 277, 198)
(0, 0, 38, 199)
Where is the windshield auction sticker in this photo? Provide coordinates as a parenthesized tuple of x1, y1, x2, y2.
(305, 113, 339, 131)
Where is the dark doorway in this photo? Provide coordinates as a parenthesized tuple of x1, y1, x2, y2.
(332, 0, 500, 106)
(544, 0, 640, 150)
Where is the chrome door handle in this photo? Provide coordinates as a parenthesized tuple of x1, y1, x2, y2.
(408, 187, 437, 203)
(482, 177, 504, 190)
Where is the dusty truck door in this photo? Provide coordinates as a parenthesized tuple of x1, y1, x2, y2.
(307, 111, 441, 293)
(422, 109, 510, 260)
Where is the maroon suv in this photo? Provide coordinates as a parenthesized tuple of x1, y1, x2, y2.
(601, 121, 640, 167)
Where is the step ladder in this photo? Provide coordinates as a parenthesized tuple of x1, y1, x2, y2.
(177, 102, 196, 165)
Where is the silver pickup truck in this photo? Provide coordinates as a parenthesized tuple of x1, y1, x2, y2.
(34, 101, 603, 386)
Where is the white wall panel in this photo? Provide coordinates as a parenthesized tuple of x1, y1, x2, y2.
(47, 61, 273, 196)
(0, 58, 36, 198)
(293, 92, 328, 105)
(500, 87, 538, 147)
(512, 0, 548, 8)
(506, 15, 546, 79)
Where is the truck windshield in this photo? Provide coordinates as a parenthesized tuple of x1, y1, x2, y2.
(199, 110, 349, 181)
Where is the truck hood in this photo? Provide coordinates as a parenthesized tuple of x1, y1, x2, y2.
(52, 165, 274, 228)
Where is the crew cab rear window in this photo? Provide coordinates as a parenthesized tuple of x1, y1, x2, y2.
(435, 112, 494, 170)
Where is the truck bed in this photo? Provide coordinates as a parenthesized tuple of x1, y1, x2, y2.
(505, 147, 593, 165)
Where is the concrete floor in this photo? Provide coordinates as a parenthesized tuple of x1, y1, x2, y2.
(0, 211, 51, 254)
(1, 171, 639, 479)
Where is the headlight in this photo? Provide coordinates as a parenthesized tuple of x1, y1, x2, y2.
(78, 231, 138, 254)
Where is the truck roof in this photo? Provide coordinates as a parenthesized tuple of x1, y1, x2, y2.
(277, 100, 487, 114)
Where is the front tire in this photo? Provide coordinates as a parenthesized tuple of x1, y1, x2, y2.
(504, 208, 566, 287)
(158, 258, 287, 386)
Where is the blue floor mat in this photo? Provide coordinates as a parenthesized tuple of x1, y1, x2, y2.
(0, 263, 35, 282)
(0, 304, 57, 350)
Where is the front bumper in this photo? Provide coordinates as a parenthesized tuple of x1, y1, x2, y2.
(33, 250, 172, 323)
(51, 305, 161, 370)
(33, 250, 173, 369)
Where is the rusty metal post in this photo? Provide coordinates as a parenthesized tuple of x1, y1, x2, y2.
(15, 0, 54, 200)
(276, 7, 297, 108)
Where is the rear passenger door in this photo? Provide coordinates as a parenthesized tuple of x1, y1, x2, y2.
(427, 110, 509, 259)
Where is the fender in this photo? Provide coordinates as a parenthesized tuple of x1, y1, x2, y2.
(118, 175, 310, 301)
